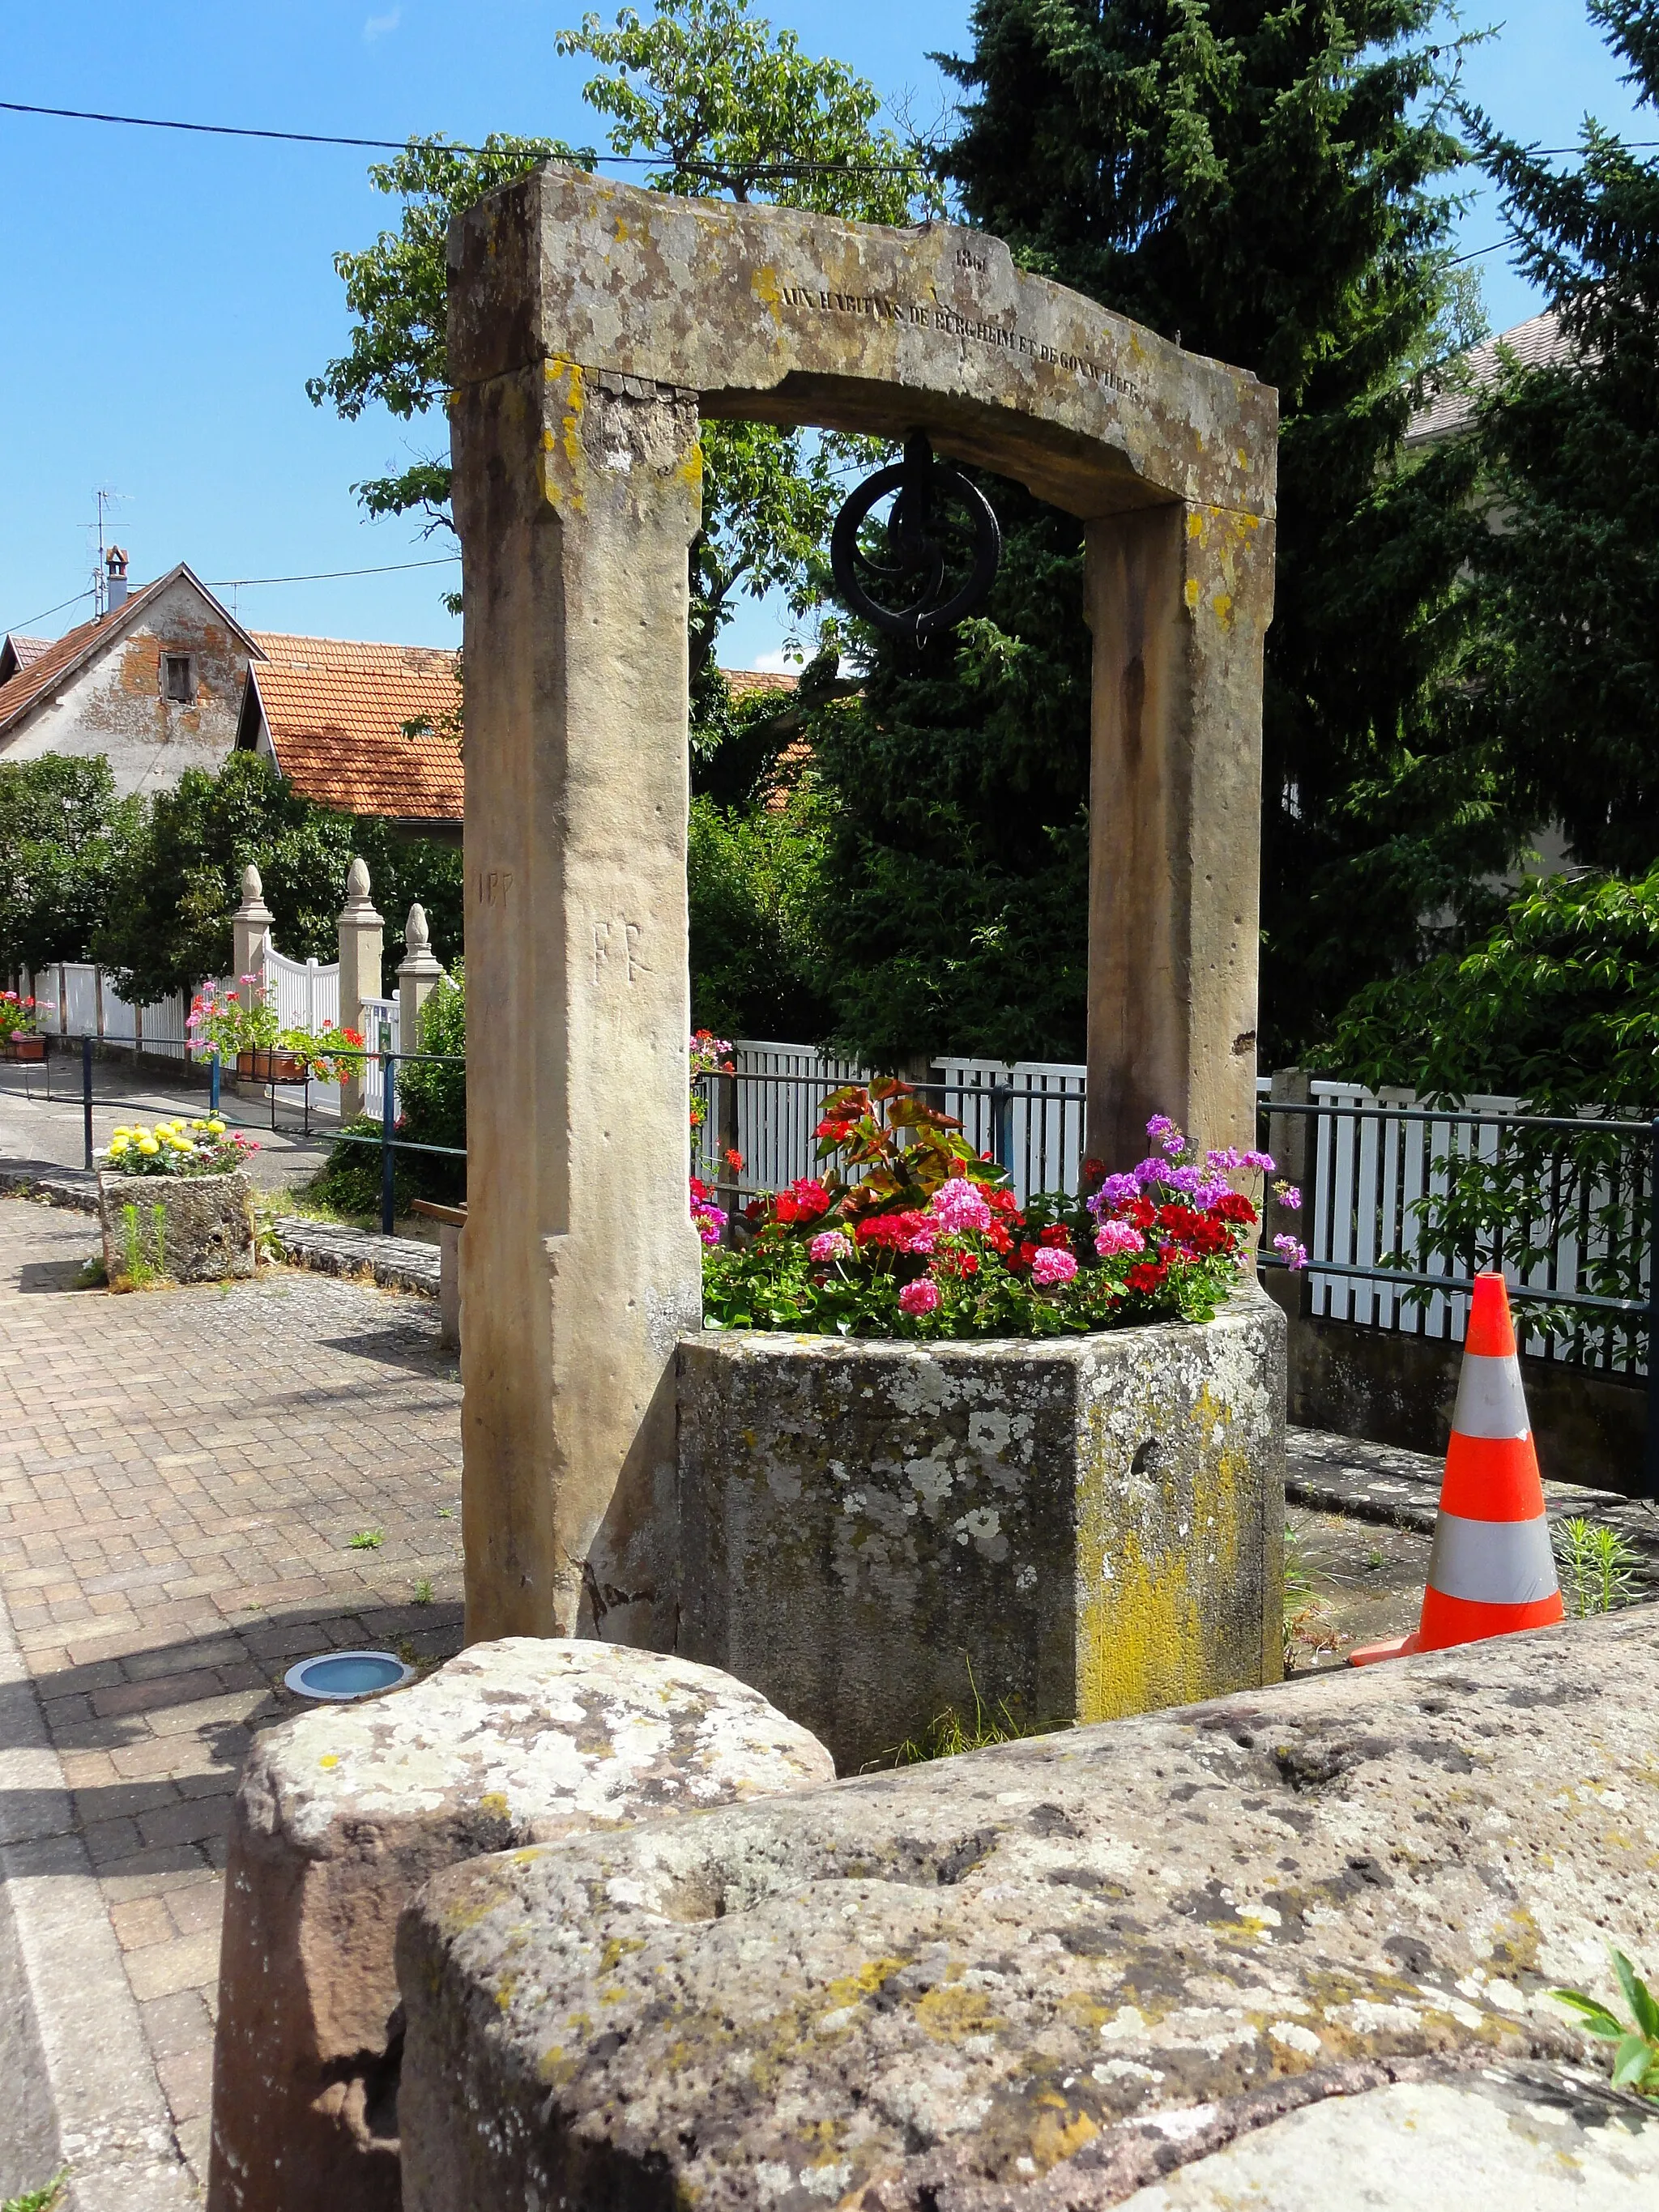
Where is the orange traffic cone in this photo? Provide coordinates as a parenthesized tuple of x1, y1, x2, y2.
(1350, 1273, 1564, 1665)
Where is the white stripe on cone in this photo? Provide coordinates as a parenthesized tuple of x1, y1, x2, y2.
(1426, 1511, 1559, 1607)
(1450, 1349, 1531, 1442)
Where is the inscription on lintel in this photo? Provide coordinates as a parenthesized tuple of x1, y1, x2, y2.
(773, 283, 1141, 402)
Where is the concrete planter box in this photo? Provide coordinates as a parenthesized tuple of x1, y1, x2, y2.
(5, 1034, 45, 1061)
(676, 1282, 1286, 1771)
(98, 1166, 256, 1285)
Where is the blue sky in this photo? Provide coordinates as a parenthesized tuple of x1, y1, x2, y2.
(0, 0, 1644, 669)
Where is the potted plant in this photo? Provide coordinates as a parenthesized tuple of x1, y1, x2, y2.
(188, 981, 365, 1085)
(1, 991, 43, 1061)
(679, 1086, 1308, 1772)
(94, 1115, 261, 1285)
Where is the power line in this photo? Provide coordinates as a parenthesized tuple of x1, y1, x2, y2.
(0, 100, 927, 175)
(204, 555, 459, 586)
(2, 586, 95, 634)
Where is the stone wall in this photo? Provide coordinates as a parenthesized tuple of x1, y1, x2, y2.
(676, 1286, 1286, 1771)
(397, 1608, 1659, 2211)
(1265, 1273, 1648, 1494)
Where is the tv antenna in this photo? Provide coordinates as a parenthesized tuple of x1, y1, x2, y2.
(84, 487, 129, 616)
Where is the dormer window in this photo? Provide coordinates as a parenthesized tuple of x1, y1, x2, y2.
(164, 654, 195, 703)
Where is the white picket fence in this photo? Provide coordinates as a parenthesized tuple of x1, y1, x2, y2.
(1277, 1078, 1648, 1375)
(707, 1041, 1089, 1207)
(23, 964, 193, 1057)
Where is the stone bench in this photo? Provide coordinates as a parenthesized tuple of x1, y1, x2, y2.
(207, 1638, 832, 2212)
(396, 1609, 1659, 2210)
(410, 1199, 463, 1350)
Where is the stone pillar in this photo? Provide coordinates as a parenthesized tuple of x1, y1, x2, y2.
(396, 901, 444, 1053)
(450, 357, 704, 1647)
(1082, 501, 1276, 1170)
(336, 858, 383, 1123)
(230, 865, 273, 1009)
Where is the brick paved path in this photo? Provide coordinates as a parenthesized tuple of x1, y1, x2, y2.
(0, 1196, 464, 2194)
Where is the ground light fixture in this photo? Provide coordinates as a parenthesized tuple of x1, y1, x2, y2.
(284, 1649, 414, 1700)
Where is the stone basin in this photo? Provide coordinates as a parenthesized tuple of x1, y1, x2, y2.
(676, 1282, 1286, 1770)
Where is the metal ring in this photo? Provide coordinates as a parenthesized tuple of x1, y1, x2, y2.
(830, 450, 1002, 643)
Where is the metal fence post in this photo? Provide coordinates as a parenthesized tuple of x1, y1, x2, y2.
(1645, 1115, 1659, 1501)
(992, 1079, 1013, 1178)
(380, 1025, 396, 1235)
(82, 1034, 93, 1171)
(210, 1051, 221, 1116)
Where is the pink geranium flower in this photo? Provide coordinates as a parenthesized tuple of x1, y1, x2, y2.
(809, 1230, 851, 1261)
(1030, 1246, 1078, 1288)
(928, 1178, 993, 1234)
(1095, 1220, 1143, 1258)
(898, 1279, 940, 1315)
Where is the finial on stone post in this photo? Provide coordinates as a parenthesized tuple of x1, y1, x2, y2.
(397, 900, 444, 1050)
(337, 858, 386, 1122)
(230, 863, 275, 1014)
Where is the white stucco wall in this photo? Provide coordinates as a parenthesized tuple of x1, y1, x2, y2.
(0, 575, 254, 797)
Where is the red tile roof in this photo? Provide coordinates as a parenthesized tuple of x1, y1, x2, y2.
(0, 634, 49, 684)
(0, 595, 158, 738)
(723, 668, 800, 701)
(247, 633, 465, 823)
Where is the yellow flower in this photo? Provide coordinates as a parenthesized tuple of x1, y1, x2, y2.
(110, 1125, 130, 1140)
(137, 1137, 160, 1156)
(190, 1119, 207, 1130)
(206, 1119, 225, 1134)
(108, 1137, 129, 1155)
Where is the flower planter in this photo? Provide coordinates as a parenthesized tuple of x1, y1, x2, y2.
(237, 1048, 309, 1085)
(97, 1166, 256, 1285)
(676, 1282, 1286, 1772)
(5, 1034, 45, 1062)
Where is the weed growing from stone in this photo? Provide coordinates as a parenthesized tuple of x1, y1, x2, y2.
(412, 1577, 434, 1604)
(1282, 1527, 1341, 1670)
(886, 1657, 1029, 1766)
(348, 1529, 385, 1550)
(1554, 1518, 1644, 1616)
(3, 2176, 66, 2212)
(1551, 1949, 1659, 2097)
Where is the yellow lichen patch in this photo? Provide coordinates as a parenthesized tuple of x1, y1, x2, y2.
(822, 1957, 908, 2010)
(915, 1984, 1005, 2043)
(752, 266, 782, 315)
(1211, 592, 1234, 629)
(318, 1754, 339, 1770)
(602, 1935, 647, 1975)
(538, 2043, 580, 2088)
(496, 1972, 519, 2012)
(1028, 2102, 1099, 2172)
(478, 1791, 510, 1819)
(1076, 1387, 1258, 1721)
(1183, 578, 1201, 610)
(539, 356, 588, 515)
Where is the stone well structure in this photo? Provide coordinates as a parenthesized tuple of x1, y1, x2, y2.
(679, 1286, 1285, 1772)
(446, 168, 1278, 1654)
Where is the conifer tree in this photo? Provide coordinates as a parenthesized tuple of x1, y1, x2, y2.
(1464, 0, 1659, 874)
(813, 0, 1502, 1065)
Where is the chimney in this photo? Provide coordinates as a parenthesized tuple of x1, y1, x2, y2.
(105, 547, 129, 615)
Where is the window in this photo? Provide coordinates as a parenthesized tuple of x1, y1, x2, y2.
(164, 654, 194, 703)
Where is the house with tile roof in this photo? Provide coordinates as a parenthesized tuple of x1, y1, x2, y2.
(233, 634, 466, 841)
(0, 554, 263, 795)
(1407, 308, 1569, 446)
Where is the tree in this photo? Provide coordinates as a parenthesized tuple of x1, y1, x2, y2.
(1461, 0, 1659, 875)
(811, 0, 1505, 1066)
(689, 782, 834, 1037)
(0, 755, 144, 978)
(309, 1, 936, 696)
(93, 753, 463, 1004)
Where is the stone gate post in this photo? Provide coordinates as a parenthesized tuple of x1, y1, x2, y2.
(397, 901, 445, 1050)
(336, 858, 383, 1123)
(230, 865, 273, 1011)
(1083, 506, 1274, 1168)
(450, 356, 704, 1646)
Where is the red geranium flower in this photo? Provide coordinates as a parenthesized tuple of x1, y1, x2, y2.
(1125, 1259, 1168, 1294)
(1038, 1224, 1072, 1250)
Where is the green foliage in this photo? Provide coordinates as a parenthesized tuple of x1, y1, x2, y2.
(0, 755, 145, 976)
(1319, 867, 1659, 1110)
(2, 2176, 66, 2212)
(311, 3, 934, 714)
(816, 0, 1502, 1063)
(1554, 1518, 1647, 1617)
(1550, 1950, 1659, 2098)
(92, 752, 462, 1005)
(348, 1529, 385, 1550)
(689, 786, 832, 1038)
(887, 1657, 1027, 1765)
(1462, 0, 1659, 874)
(394, 968, 467, 1202)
